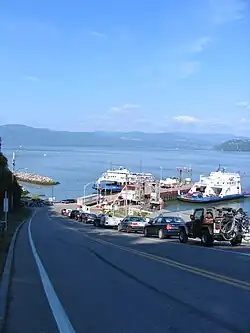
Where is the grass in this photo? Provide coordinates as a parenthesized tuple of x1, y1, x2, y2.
(0, 207, 32, 277)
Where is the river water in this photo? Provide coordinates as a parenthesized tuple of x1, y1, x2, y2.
(2, 146, 250, 211)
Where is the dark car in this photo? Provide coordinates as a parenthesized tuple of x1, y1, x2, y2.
(93, 214, 105, 227)
(61, 199, 76, 204)
(69, 210, 80, 219)
(75, 212, 96, 223)
(75, 212, 88, 222)
(118, 216, 148, 233)
(86, 213, 97, 224)
(144, 215, 185, 239)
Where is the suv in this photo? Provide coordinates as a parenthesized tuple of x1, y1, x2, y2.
(179, 207, 246, 246)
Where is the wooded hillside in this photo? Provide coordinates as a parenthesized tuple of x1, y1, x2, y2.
(0, 152, 21, 213)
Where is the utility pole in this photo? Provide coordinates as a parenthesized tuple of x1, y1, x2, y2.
(11, 151, 16, 210)
(125, 173, 128, 216)
(3, 191, 8, 231)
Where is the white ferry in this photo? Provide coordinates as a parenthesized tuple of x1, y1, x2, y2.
(92, 166, 155, 192)
(177, 167, 249, 203)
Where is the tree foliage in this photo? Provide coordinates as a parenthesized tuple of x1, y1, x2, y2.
(0, 152, 22, 212)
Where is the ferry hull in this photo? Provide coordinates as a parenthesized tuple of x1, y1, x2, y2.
(92, 184, 122, 192)
(177, 193, 249, 203)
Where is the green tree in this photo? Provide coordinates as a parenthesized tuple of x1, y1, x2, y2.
(0, 152, 22, 212)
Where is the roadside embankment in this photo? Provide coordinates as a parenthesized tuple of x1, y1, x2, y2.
(0, 207, 32, 276)
(14, 172, 59, 186)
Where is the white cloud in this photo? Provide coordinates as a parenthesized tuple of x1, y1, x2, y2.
(236, 101, 250, 109)
(123, 103, 141, 110)
(110, 104, 141, 113)
(91, 31, 107, 38)
(110, 106, 121, 112)
(190, 37, 212, 53)
(210, 0, 248, 24)
(179, 61, 200, 78)
(172, 115, 200, 123)
(23, 76, 39, 82)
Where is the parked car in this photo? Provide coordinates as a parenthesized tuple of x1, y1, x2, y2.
(100, 215, 122, 228)
(85, 213, 97, 224)
(118, 216, 148, 233)
(61, 208, 72, 216)
(179, 207, 248, 246)
(69, 210, 80, 219)
(144, 215, 185, 239)
(93, 214, 105, 227)
(75, 212, 89, 222)
(61, 199, 76, 204)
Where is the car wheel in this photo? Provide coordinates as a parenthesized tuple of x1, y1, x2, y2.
(126, 226, 131, 233)
(144, 228, 149, 237)
(118, 224, 122, 232)
(201, 231, 213, 246)
(230, 235, 242, 246)
(158, 229, 165, 239)
(179, 229, 188, 243)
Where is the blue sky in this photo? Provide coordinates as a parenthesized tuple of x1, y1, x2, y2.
(0, 0, 249, 133)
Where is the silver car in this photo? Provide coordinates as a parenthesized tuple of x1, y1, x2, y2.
(118, 216, 148, 233)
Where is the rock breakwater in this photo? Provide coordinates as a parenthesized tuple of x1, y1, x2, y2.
(15, 172, 59, 186)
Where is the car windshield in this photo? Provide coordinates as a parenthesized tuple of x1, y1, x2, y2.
(128, 216, 146, 222)
(164, 216, 185, 223)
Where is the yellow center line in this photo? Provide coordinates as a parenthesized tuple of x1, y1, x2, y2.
(83, 233, 250, 291)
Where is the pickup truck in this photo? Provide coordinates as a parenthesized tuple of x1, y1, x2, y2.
(178, 207, 249, 246)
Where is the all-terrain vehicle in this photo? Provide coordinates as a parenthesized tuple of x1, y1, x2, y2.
(179, 207, 250, 246)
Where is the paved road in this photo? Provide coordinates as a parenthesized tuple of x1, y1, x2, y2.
(4, 208, 250, 333)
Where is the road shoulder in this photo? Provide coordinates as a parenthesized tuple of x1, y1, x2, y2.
(2, 222, 58, 333)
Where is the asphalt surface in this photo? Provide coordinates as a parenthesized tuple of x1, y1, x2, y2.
(3, 207, 250, 333)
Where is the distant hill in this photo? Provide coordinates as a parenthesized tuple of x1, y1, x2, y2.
(0, 124, 240, 150)
(215, 139, 250, 151)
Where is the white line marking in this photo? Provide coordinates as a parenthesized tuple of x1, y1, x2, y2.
(28, 212, 76, 333)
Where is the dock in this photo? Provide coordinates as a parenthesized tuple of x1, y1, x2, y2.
(160, 184, 192, 201)
(76, 182, 192, 213)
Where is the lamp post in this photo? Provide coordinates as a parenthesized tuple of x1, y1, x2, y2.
(83, 182, 94, 207)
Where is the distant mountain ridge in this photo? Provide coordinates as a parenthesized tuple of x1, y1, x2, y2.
(0, 124, 245, 150)
(215, 139, 250, 151)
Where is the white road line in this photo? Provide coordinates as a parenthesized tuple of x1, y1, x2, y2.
(28, 213, 76, 333)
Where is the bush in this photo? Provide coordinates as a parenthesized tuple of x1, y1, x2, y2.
(0, 152, 22, 213)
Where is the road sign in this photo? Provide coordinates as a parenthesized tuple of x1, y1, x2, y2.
(3, 197, 9, 213)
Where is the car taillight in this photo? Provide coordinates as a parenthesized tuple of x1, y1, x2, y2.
(165, 224, 172, 230)
(215, 224, 220, 230)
